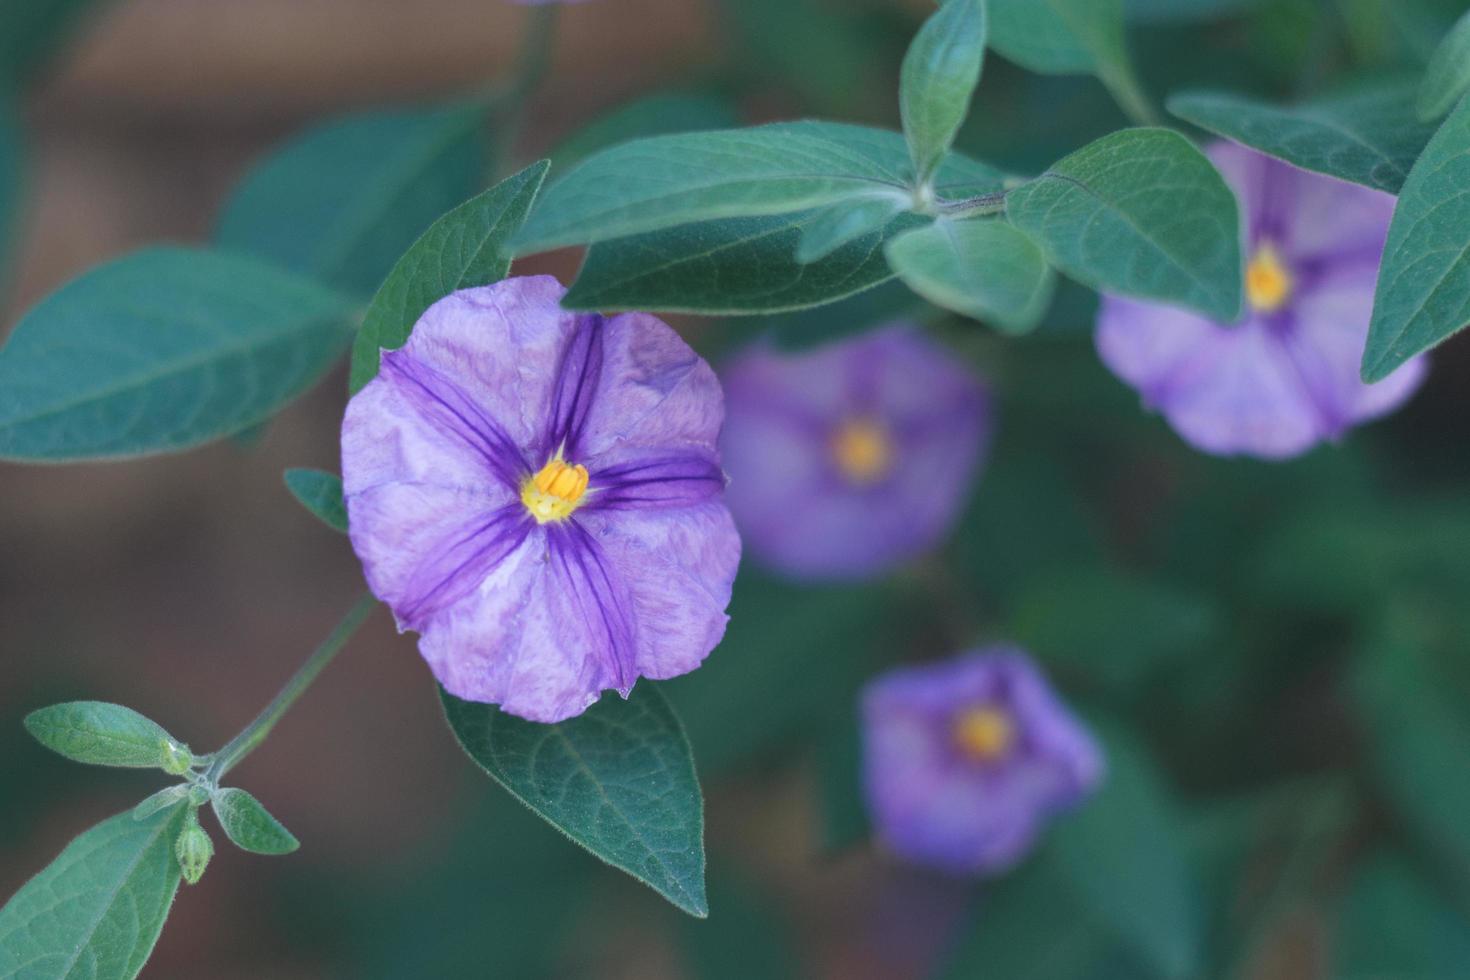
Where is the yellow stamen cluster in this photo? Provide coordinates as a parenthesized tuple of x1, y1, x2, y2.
(521, 456, 590, 523)
(830, 418, 894, 485)
(1245, 243, 1294, 314)
(951, 705, 1015, 762)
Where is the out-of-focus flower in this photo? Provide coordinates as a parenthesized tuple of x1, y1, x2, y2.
(342, 277, 740, 723)
(1097, 142, 1427, 460)
(862, 648, 1103, 875)
(719, 327, 990, 581)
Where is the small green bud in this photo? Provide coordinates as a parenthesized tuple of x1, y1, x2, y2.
(160, 739, 193, 776)
(186, 784, 211, 807)
(175, 810, 214, 885)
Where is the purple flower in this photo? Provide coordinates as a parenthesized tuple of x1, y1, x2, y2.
(1097, 142, 1428, 460)
(719, 327, 990, 581)
(862, 648, 1103, 876)
(341, 276, 740, 723)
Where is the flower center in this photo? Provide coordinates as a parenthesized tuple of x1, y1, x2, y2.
(1245, 243, 1294, 314)
(951, 705, 1014, 762)
(521, 456, 590, 524)
(830, 418, 893, 485)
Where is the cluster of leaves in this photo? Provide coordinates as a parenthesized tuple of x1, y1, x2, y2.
(3, 0, 1470, 978)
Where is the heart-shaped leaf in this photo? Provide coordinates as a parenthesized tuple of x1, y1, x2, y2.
(347, 160, 548, 394)
(0, 247, 354, 462)
(440, 684, 707, 917)
(0, 808, 186, 980)
(1006, 128, 1242, 320)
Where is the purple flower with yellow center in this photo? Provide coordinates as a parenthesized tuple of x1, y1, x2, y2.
(341, 276, 740, 723)
(719, 327, 990, 581)
(862, 648, 1103, 876)
(1098, 142, 1428, 460)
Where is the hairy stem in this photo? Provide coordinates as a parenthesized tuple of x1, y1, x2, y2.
(206, 592, 378, 783)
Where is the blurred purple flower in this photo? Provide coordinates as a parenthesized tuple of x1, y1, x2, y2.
(862, 648, 1103, 876)
(719, 327, 990, 581)
(1098, 142, 1427, 459)
(341, 276, 740, 723)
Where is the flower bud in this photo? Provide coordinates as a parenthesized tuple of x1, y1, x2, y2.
(160, 739, 193, 776)
(175, 811, 214, 885)
(186, 784, 211, 807)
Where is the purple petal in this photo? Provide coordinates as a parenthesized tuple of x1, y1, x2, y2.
(379, 352, 529, 490)
(545, 315, 605, 459)
(549, 520, 638, 693)
(578, 310, 726, 458)
(584, 451, 726, 510)
(721, 326, 989, 580)
(1280, 263, 1428, 433)
(579, 502, 740, 681)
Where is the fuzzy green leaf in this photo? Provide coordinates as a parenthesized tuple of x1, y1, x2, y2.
(216, 103, 490, 297)
(1169, 80, 1438, 194)
(1363, 95, 1470, 381)
(512, 121, 920, 255)
(885, 218, 1055, 333)
(440, 684, 707, 917)
(0, 247, 354, 462)
(900, 0, 987, 182)
(346, 160, 548, 393)
(283, 468, 348, 533)
(211, 787, 300, 855)
(0, 808, 186, 980)
(1006, 128, 1242, 320)
(1418, 9, 1470, 121)
(24, 702, 187, 770)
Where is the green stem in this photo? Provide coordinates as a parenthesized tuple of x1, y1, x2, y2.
(937, 191, 1008, 219)
(206, 593, 377, 783)
(1100, 62, 1161, 128)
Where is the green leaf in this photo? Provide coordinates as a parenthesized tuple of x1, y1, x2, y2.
(1050, 723, 1201, 979)
(283, 468, 348, 533)
(1006, 128, 1242, 321)
(988, 0, 1125, 75)
(1363, 95, 1470, 381)
(0, 247, 354, 462)
(1334, 851, 1470, 978)
(346, 160, 548, 394)
(440, 684, 707, 918)
(885, 218, 1056, 333)
(210, 787, 300, 855)
(900, 0, 987, 182)
(566, 209, 922, 315)
(511, 121, 919, 255)
(24, 701, 188, 770)
(1168, 79, 1438, 194)
(794, 195, 908, 264)
(1419, 9, 1470, 121)
(562, 152, 1004, 316)
(132, 785, 190, 821)
(550, 92, 740, 172)
(0, 808, 186, 980)
(216, 103, 490, 297)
